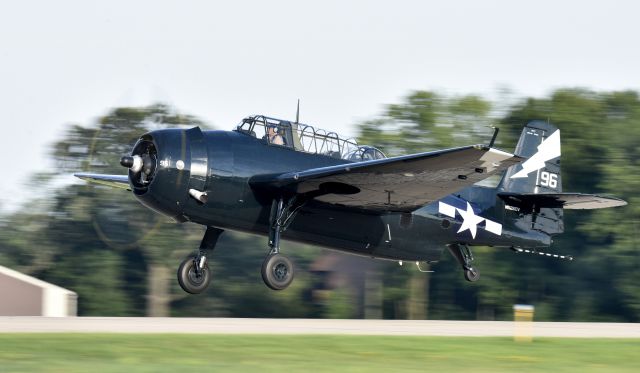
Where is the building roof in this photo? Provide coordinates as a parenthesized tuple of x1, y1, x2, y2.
(0, 265, 76, 295)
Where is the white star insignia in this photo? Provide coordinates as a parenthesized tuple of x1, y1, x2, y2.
(456, 202, 486, 239)
(438, 200, 503, 238)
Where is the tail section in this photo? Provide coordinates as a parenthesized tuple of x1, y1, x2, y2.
(499, 121, 562, 194)
(496, 121, 626, 236)
(498, 121, 564, 235)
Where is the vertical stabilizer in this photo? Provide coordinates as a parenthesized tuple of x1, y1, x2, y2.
(500, 121, 562, 194)
(499, 121, 564, 235)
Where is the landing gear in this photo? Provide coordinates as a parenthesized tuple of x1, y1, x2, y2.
(177, 255, 211, 294)
(177, 226, 223, 294)
(464, 267, 480, 282)
(261, 253, 294, 290)
(447, 243, 480, 282)
(261, 197, 302, 290)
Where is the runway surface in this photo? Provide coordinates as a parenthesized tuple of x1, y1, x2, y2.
(1, 317, 639, 337)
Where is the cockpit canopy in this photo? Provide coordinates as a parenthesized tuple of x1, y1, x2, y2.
(236, 115, 386, 161)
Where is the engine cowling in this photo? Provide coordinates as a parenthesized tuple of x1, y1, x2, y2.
(121, 127, 209, 222)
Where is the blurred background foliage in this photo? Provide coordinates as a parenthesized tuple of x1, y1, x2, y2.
(0, 89, 637, 321)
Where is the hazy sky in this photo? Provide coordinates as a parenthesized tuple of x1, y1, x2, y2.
(1, 0, 639, 211)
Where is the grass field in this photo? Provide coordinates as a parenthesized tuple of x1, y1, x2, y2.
(0, 334, 638, 372)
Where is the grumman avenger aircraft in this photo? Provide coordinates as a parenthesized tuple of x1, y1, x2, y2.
(76, 114, 626, 294)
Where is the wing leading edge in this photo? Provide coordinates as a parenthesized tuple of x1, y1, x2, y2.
(251, 145, 521, 212)
(74, 173, 130, 190)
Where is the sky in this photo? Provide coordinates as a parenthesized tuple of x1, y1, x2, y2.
(1, 0, 639, 212)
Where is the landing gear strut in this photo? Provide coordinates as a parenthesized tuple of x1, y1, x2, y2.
(447, 243, 480, 282)
(261, 198, 300, 290)
(177, 226, 223, 294)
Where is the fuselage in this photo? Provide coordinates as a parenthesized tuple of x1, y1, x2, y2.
(131, 128, 551, 263)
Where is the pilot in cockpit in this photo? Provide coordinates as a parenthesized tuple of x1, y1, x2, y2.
(266, 124, 285, 146)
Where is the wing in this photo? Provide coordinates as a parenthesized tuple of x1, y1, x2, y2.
(74, 173, 130, 190)
(498, 192, 627, 210)
(250, 145, 520, 212)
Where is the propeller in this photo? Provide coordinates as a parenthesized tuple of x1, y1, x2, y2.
(121, 152, 156, 185)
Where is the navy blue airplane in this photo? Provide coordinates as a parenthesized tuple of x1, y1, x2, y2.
(76, 116, 626, 293)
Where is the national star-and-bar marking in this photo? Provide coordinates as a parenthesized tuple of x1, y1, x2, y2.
(438, 201, 502, 238)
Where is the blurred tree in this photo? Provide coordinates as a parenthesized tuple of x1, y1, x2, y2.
(358, 92, 492, 156)
(357, 88, 638, 322)
(0, 105, 206, 315)
(50, 105, 206, 316)
(356, 91, 495, 320)
(0, 89, 636, 321)
(572, 91, 640, 321)
(170, 232, 317, 318)
(324, 287, 357, 319)
(498, 89, 639, 321)
(0, 103, 320, 317)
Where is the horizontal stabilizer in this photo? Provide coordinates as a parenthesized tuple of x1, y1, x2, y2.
(498, 192, 627, 210)
(74, 173, 130, 190)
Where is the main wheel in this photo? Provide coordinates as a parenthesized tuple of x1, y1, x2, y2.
(464, 267, 480, 282)
(177, 256, 211, 294)
(261, 253, 294, 290)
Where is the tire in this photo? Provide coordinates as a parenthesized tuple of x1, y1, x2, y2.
(177, 256, 211, 294)
(464, 267, 480, 282)
(261, 254, 294, 290)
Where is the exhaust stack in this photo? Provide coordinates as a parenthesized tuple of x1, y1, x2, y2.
(189, 188, 208, 204)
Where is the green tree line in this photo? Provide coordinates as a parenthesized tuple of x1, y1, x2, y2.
(0, 89, 637, 321)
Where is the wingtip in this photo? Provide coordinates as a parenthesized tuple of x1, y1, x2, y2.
(614, 198, 628, 207)
(74, 172, 95, 180)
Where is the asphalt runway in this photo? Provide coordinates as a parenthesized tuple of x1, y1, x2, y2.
(1, 317, 639, 337)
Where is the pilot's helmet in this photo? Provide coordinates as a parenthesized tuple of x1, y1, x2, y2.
(268, 124, 283, 135)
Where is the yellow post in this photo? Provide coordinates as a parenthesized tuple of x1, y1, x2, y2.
(513, 304, 534, 342)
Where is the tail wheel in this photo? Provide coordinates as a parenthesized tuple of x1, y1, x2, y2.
(464, 267, 480, 282)
(177, 256, 211, 294)
(261, 254, 294, 290)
